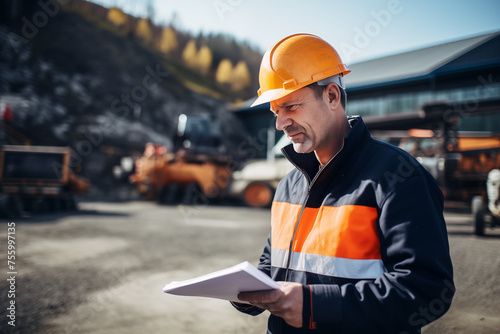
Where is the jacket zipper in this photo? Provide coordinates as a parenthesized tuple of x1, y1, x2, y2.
(281, 141, 345, 281)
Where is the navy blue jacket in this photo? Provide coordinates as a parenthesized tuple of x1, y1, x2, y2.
(233, 116, 454, 333)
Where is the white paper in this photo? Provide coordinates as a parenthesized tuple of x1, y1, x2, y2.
(162, 261, 279, 302)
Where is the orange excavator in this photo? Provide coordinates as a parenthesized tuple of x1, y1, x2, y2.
(129, 114, 232, 205)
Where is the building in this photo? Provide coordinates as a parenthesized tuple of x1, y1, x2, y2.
(233, 30, 500, 158)
(346, 30, 500, 132)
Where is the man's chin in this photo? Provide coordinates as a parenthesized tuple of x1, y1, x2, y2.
(292, 143, 313, 154)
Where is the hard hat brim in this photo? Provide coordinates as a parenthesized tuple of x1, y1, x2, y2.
(250, 88, 298, 108)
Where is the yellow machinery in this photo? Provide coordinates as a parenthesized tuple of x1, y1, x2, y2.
(0, 145, 90, 217)
(129, 143, 231, 204)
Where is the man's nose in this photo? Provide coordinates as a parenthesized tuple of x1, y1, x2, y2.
(276, 112, 293, 131)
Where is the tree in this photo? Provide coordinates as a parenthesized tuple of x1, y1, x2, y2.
(215, 59, 233, 85)
(197, 45, 213, 75)
(182, 39, 198, 69)
(135, 18, 153, 45)
(145, 0, 155, 22)
(107, 7, 127, 27)
(158, 26, 178, 54)
(231, 60, 251, 91)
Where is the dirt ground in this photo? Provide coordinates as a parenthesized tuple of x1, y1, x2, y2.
(1, 201, 499, 334)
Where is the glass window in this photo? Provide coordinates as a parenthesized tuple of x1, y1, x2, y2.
(347, 83, 500, 118)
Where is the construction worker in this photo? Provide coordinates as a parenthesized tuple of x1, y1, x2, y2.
(232, 34, 454, 333)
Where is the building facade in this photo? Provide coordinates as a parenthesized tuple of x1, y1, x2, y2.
(345, 31, 500, 131)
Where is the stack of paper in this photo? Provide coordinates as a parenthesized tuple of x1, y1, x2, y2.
(162, 261, 279, 302)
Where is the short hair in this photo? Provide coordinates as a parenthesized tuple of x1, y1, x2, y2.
(307, 83, 347, 110)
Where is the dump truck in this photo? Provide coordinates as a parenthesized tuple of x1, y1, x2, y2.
(0, 145, 90, 217)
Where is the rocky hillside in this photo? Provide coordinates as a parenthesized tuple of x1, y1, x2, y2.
(0, 1, 257, 198)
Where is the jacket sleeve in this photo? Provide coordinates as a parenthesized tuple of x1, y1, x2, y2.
(230, 233, 272, 316)
(309, 174, 455, 333)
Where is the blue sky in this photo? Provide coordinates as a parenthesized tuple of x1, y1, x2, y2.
(90, 0, 500, 64)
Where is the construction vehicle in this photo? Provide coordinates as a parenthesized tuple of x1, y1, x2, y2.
(228, 131, 293, 208)
(365, 98, 500, 235)
(0, 145, 90, 217)
(472, 169, 500, 236)
(373, 129, 500, 201)
(129, 114, 232, 204)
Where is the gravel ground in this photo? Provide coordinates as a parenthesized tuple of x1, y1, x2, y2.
(0, 201, 499, 334)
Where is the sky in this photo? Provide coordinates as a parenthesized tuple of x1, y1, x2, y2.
(89, 0, 500, 65)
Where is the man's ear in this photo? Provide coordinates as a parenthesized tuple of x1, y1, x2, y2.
(325, 82, 341, 109)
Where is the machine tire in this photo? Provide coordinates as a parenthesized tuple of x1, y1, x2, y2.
(61, 194, 76, 211)
(243, 182, 274, 208)
(157, 186, 170, 205)
(49, 197, 62, 212)
(166, 183, 182, 205)
(182, 182, 203, 205)
(0, 196, 8, 218)
(38, 198, 51, 213)
(70, 195, 78, 211)
(491, 214, 500, 227)
(472, 196, 485, 236)
(7, 196, 23, 218)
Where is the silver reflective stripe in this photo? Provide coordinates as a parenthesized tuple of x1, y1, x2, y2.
(272, 248, 387, 279)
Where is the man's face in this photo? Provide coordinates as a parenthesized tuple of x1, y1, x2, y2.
(270, 86, 337, 157)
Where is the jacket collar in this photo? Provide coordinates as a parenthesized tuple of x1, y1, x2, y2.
(281, 116, 370, 182)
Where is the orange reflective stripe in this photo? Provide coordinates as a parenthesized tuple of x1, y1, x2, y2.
(271, 202, 380, 260)
(271, 201, 302, 250)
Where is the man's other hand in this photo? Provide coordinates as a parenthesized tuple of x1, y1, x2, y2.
(238, 282, 303, 328)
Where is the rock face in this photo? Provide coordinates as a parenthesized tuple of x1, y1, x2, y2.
(0, 6, 253, 198)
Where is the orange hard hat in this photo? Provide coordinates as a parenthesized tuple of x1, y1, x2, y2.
(251, 33, 350, 108)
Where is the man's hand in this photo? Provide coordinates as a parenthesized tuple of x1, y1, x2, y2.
(238, 282, 303, 328)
